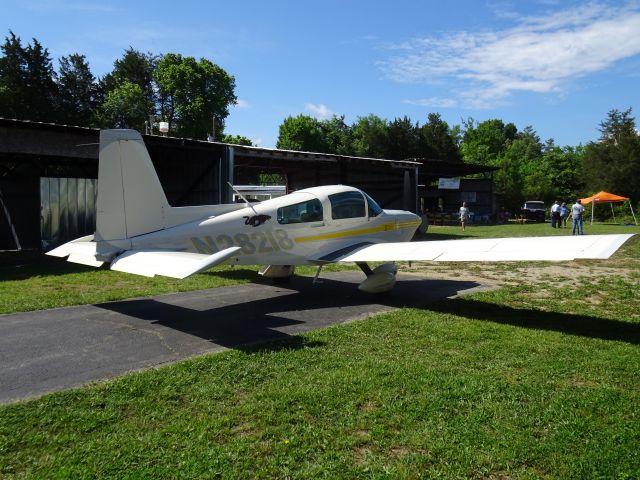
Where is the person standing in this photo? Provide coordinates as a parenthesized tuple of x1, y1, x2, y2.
(571, 199, 585, 235)
(459, 202, 470, 231)
(560, 202, 569, 228)
(550, 200, 561, 228)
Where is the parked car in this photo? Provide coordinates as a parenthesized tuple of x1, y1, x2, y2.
(521, 200, 546, 222)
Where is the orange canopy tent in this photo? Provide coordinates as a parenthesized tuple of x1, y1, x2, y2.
(579, 191, 637, 225)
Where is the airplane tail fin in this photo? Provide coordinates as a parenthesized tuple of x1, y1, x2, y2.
(96, 129, 170, 242)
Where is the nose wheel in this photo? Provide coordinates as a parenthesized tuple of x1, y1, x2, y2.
(357, 262, 397, 294)
(259, 265, 295, 283)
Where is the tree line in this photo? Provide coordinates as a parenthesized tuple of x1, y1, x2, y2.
(1, 31, 638, 213)
(0, 31, 246, 143)
(276, 110, 640, 213)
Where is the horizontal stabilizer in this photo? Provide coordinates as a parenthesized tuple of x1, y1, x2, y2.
(336, 234, 634, 263)
(110, 247, 242, 279)
(46, 236, 104, 267)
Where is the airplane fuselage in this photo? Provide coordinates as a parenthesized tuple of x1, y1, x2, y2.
(124, 185, 421, 266)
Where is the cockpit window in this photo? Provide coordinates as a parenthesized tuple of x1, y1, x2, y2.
(277, 198, 323, 224)
(329, 191, 366, 219)
(363, 192, 383, 217)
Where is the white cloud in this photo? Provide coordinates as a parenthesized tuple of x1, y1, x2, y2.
(305, 103, 335, 120)
(385, 2, 640, 109)
(235, 99, 251, 109)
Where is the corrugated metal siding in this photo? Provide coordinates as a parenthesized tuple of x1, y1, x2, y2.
(40, 177, 97, 250)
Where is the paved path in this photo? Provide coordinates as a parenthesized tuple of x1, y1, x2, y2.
(0, 272, 487, 404)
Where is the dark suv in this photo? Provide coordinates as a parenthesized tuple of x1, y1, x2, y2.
(521, 201, 546, 222)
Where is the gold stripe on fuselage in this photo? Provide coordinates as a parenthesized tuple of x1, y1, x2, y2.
(294, 220, 420, 243)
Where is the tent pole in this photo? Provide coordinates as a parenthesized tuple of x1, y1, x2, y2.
(591, 201, 595, 225)
(610, 202, 615, 223)
(630, 201, 638, 226)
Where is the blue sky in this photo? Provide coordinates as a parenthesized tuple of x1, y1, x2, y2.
(4, 0, 640, 149)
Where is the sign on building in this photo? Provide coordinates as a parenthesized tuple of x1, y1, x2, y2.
(438, 178, 460, 189)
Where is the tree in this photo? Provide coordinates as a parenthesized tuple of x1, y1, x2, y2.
(276, 115, 328, 152)
(98, 48, 157, 106)
(538, 144, 584, 202)
(94, 81, 153, 129)
(460, 118, 517, 165)
(320, 115, 353, 155)
(221, 134, 253, 146)
(515, 126, 543, 160)
(56, 54, 97, 126)
(417, 113, 461, 162)
(584, 108, 640, 203)
(154, 53, 236, 139)
(597, 108, 636, 144)
(0, 31, 57, 122)
(493, 139, 528, 209)
(385, 116, 418, 160)
(23, 37, 58, 122)
(351, 114, 389, 158)
(0, 31, 25, 119)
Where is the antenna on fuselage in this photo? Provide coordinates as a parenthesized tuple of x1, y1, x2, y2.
(227, 182, 259, 215)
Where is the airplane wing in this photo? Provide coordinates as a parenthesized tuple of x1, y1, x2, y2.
(334, 234, 634, 263)
(110, 247, 242, 279)
(48, 237, 241, 279)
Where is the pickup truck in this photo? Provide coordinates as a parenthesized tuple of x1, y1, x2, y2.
(521, 200, 546, 222)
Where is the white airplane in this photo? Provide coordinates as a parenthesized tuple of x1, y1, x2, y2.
(48, 130, 634, 293)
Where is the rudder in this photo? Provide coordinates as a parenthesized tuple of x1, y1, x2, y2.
(96, 129, 170, 242)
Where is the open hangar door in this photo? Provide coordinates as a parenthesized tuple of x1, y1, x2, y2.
(231, 146, 420, 212)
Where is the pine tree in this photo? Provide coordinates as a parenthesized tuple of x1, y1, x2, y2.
(0, 31, 26, 119)
(0, 32, 58, 122)
(57, 54, 97, 126)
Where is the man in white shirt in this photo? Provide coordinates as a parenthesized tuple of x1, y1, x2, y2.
(550, 200, 561, 228)
(571, 199, 585, 235)
(459, 202, 470, 231)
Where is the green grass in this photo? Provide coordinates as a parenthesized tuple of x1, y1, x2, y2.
(418, 219, 638, 239)
(0, 223, 638, 478)
(0, 262, 259, 315)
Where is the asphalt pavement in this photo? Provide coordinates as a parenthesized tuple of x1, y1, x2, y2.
(0, 271, 488, 404)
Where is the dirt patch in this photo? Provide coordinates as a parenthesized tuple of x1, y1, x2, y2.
(400, 258, 639, 289)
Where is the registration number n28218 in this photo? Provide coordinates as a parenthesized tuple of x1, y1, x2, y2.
(191, 229, 294, 255)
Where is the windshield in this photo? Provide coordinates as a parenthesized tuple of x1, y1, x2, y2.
(329, 191, 366, 219)
(363, 192, 383, 217)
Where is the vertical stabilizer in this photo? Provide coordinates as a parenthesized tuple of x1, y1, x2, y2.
(96, 130, 170, 241)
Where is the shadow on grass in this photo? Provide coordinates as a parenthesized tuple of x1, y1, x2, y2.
(0, 257, 96, 281)
(426, 297, 640, 345)
(96, 274, 482, 351)
(412, 232, 478, 241)
(197, 268, 259, 282)
(0, 255, 259, 283)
